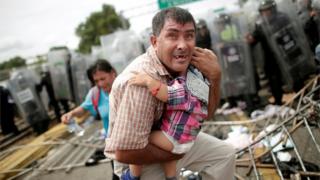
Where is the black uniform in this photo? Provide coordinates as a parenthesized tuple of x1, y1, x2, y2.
(304, 15, 320, 52)
(0, 86, 19, 135)
(196, 30, 212, 49)
(250, 12, 291, 105)
(37, 71, 61, 120)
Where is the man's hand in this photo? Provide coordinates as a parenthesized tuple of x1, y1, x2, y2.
(245, 33, 255, 44)
(191, 47, 221, 119)
(191, 47, 221, 83)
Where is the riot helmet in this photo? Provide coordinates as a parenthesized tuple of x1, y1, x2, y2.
(196, 19, 209, 36)
(196, 19, 207, 29)
(258, 0, 277, 12)
(216, 13, 231, 25)
(196, 19, 211, 49)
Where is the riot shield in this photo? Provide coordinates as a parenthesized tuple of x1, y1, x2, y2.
(242, 0, 260, 32)
(8, 68, 49, 133)
(295, 0, 312, 26)
(210, 12, 256, 98)
(259, 0, 316, 91)
(139, 27, 152, 52)
(100, 30, 144, 73)
(28, 64, 50, 111)
(47, 49, 73, 100)
(70, 52, 92, 105)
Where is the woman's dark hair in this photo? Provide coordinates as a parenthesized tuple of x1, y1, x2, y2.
(92, 59, 114, 74)
(152, 7, 196, 36)
(86, 65, 95, 86)
(86, 59, 116, 86)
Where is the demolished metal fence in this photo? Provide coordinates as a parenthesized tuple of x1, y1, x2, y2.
(1, 76, 319, 180)
(203, 75, 320, 180)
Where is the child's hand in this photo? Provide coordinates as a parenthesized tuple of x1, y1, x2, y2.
(128, 71, 151, 87)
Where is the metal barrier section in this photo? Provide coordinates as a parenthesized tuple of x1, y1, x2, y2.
(203, 75, 320, 180)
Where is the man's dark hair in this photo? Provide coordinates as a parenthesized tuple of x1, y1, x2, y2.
(152, 7, 196, 36)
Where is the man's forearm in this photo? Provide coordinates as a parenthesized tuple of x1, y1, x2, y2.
(207, 74, 221, 119)
(115, 143, 183, 165)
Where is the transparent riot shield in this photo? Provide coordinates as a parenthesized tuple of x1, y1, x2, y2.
(139, 27, 152, 52)
(70, 52, 91, 105)
(47, 48, 73, 100)
(242, 0, 260, 32)
(100, 30, 144, 73)
(26, 65, 50, 111)
(8, 68, 49, 133)
(242, 0, 266, 76)
(108, 52, 128, 74)
(259, 0, 316, 91)
(295, 0, 312, 26)
(210, 12, 256, 98)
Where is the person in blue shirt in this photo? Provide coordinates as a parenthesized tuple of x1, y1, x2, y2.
(61, 59, 118, 179)
(61, 59, 116, 134)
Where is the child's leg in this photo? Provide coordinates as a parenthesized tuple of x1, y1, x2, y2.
(129, 164, 142, 177)
(149, 131, 173, 152)
(122, 164, 141, 180)
(162, 160, 177, 179)
(149, 131, 176, 178)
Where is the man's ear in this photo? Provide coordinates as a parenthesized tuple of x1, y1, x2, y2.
(150, 35, 157, 48)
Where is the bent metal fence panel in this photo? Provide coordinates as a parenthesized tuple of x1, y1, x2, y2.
(202, 75, 320, 180)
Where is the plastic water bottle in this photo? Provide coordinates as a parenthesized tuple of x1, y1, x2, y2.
(67, 118, 85, 136)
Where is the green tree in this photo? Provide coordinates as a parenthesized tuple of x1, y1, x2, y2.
(0, 56, 26, 70)
(29, 55, 47, 66)
(76, 4, 130, 53)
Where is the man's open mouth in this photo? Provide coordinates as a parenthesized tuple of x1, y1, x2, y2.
(173, 54, 188, 62)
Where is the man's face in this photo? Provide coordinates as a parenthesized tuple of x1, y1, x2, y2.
(151, 18, 196, 75)
(261, 9, 272, 18)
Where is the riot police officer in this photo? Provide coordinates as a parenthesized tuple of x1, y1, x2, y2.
(246, 0, 289, 105)
(211, 12, 257, 110)
(196, 19, 212, 49)
(248, 0, 316, 101)
(215, 13, 240, 42)
(304, 0, 320, 53)
(37, 66, 62, 121)
(0, 85, 19, 135)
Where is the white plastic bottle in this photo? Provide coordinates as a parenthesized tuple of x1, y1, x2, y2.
(67, 118, 85, 136)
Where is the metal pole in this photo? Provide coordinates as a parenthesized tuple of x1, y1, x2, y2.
(247, 145, 260, 180)
(302, 117, 320, 154)
(266, 136, 285, 180)
(281, 125, 311, 180)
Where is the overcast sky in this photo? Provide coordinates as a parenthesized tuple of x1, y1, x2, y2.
(0, 0, 237, 63)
